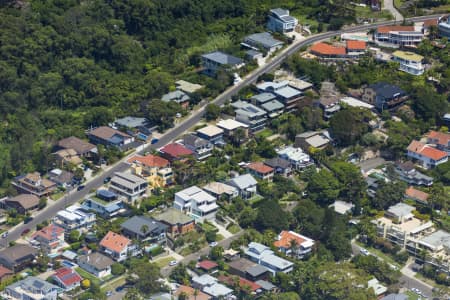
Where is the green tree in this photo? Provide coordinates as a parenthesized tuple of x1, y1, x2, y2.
(329, 108, 369, 146)
(170, 264, 190, 285)
(255, 200, 289, 233)
(307, 169, 341, 206)
(204, 104, 221, 121)
(111, 263, 126, 275)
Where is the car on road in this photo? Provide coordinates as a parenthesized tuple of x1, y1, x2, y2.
(1, 232, 8, 238)
(360, 248, 370, 256)
(104, 177, 111, 184)
(21, 228, 30, 236)
(24, 216, 33, 224)
(105, 291, 113, 297)
(77, 185, 85, 191)
(209, 241, 218, 247)
(115, 286, 125, 292)
(169, 260, 177, 266)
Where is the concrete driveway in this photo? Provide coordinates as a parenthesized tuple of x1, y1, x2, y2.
(384, 0, 404, 21)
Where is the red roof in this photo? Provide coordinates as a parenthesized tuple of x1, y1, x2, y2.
(274, 230, 309, 249)
(407, 140, 425, 153)
(197, 260, 218, 270)
(53, 267, 82, 287)
(377, 25, 415, 33)
(428, 131, 450, 146)
(127, 154, 169, 168)
(0, 265, 13, 278)
(218, 275, 261, 292)
(247, 162, 274, 174)
(423, 19, 439, 27)
(100, 231, 131, 253)
(346, 40, 366, 50)
(310, 42, 346, 56)
(159, 143, 194, 158)
(31, 224, 64, 242)
(405, 186, 430, 203)
(420, 146, 447, 161)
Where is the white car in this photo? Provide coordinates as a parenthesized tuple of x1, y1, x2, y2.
(169, 260, 178, 266)
(209, 242, 218, 247)
(360, 248, 370, 256)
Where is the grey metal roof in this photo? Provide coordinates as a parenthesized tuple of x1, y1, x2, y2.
(7, 276, 58, 294)
(228, 174, 257, 190)
(264, 157, 291, 169)
(270, 8, 289, 17)
(381, 294, 408, 300)
(201, 51, 244, 66)
(244, 32, 284, 49)
(387, 203, 415, 218)
(115, 117, 148, 128)
(78, 252, 114, 270)
(420, 230, 450, 249)
(161, 90, 190, 103)
(111, 172, 147, 188)
(261, 100, 284, 112)
(275, 86, 302, 99)
(183, 134, 210, 148)
(368, 82, 406, 100)
(246, 49, 262, 57)
(246, 264, 269, 277)
(234, 103, 267, 118)
(251, 93, 277, 104)
(121, 216, 168, 237)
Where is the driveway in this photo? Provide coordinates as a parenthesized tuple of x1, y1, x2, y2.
(357, 157, 387, 173)
(384, 0, 404, 21)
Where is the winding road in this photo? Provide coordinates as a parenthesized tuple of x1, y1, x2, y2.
(0, 13, 443, 248)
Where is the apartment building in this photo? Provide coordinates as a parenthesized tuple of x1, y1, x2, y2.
(374, 25, 423, 48)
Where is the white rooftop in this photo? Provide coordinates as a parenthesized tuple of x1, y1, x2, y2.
(216, 119, 249, 131)
(387, 202, 415, 219)
(196, 125, 224, 137)
(277, 146, 310, 162)
(175, 80, 204, 94)
(330, 200, 354, 215)
(340, 96, 374, 109)
(176, 186, 216, 203)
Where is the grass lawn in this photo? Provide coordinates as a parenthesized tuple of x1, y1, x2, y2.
(355, 241, 402, 268)
(201, 222, 217, 232)
(353, 6, 393, 20)
(405, 290, 420, 300)
(75, 267, 101, 286)
(227, 224, 241, 234)
(101, 275, 127, 292)
(216, 234, 224, 241)
(154, 256, 175, 268)
(51, 192, 65, 201)
(255, 128, 273, 139)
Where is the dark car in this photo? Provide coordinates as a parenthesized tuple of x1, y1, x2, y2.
(21, 228, 30, 236)
(77, 185, 85, 191)
(24, 217, 33, 224)
(103, 177, 111, 184)
(115, 286, 125, 292)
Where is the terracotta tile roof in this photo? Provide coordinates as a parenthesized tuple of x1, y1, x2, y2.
(274, 230, 306, 249)
(0, 265, 13, 278)
(407, 140, 425, 153)
(377, 25, 415, 33)
(218, 275, 261, 292)
(421, 146, 447, 161)
(247, 162, 274, 174)
(100, 231, 131, 253)
(89, 126, 131, 140)
(159, 143, 194, 158)
(53, 267, 82, 287)
(423, 19, 439, 27)
(127, 154, 169, 168)
(174, 285, 211, 300)
(346, 40, 366, 50)
(198, 260, 218, 270)
(31, 224, 64, 242)
(428, 131, 450, 146)
(310, 42, 346, 56)
(405, 186, 430, 203)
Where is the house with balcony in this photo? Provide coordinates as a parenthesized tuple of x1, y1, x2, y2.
(374, 25, 424, 48)
(99, 231, 139, 262)
(154, 208, 195, 237)
(53, 204, 96, 232)
(267, 8, 298, 34)
(227, 174, 258, 200)
(256, 81, 303, 111)
(427, 131, 450, 154)
(30, 224, 66, 255)
(438, 15, 450, 38)
(295, 131, 331, 151)
(201, 51, 245, 77)
(161, 90, 190, 109)
(246, 162, 274, 182)
(12, 172, 56, 198)
(408, 230, 450, 271)
(87, 126, 135, 150)
(173, 186, 218, 222)
(216, 119, 249, 141)
(196, 125, 225, 146)
(395, 161, 434, 186)
(392, 50, 424, 75)
(81, 190, 124, 219)
(127, 154, 173, 188)
(77, 252, 114, 279)
(405, 186, 430, 206)
(56, 136, 97, 158)
(231, 101, 268, 133)
(244, 242, 294, 275)
(203, 182, 239, 201)
(114, 116, 153, 142)
(0, 244, 37, 272)
(2, 194, 39, 215)
(264, 157, 292, 177)
(183, 134, 214, 160)
(121, 216, 168, 244)
(362, 82, 407, 111)
(274, 230, 314, 259)
(407, 140, 448, 169)
(5, 277, 59, 300)
(277, 146, 314, 170)
(109, 172, 148, 203)
(242, 32, 284, 54)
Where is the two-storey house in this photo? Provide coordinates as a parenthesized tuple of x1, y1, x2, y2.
(256, 81, 303, 111)
(109, 172, 148, 203)
(183, 134, 214, 160)
(267, 8, 298, 33)
(127, 154, 173, 188)
(244, 242, 294, 275)
(53, 204, 96, 232)
(173, 186, 218, 222)
(374, 25, 424, 48)
(407, 140, 448, 169)
(201, 51, 245, 77)
(30, 224, 65, 255)
(231, 101, 268, 133)
(392, 50, 424, 75)
(427, 131, 450, 154)
(99, 231, 139, 262)
(12, 172, 56, 198)
(362, 82, 407, 111)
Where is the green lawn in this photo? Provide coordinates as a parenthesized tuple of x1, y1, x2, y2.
(227, 224, 241, 234)
(51, 192, 65, 201)
(75, 267, 101, 286)
(101, 275, 126, 292)
(154, 256, 175, 268)
(405, 290, 420, 300)
(216, 234, 224, 241)
(255, 128, 273, 139)
(353, 6, 393, 20)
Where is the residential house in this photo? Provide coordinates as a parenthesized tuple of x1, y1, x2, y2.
(264, 157, 292, 177)
(4, 277, 59, 300)
(203, 182, 239, 200)
(88, 126, 135, 150)
(81, 190, 124, 219)
(330, 200, 355, 215)
(251, 92, 277, 107)
(392, 50, 424, 75)
(109, 172, 148, 203)
(0, 244, 37, 272)
(374, 25, 424, 48)
(30, 224, 65, 255)
(340, 96, 375, 110)
(228, 258, 264, 279)
(53, 148, 83, 167)
(276, 146, 314, 170)
(154, 208, 195, 237)
(438, 16, 450, 38)
(260, 100, 285, 118)
(395, 161, 434, 186)
(12, 172, 56, 198)
(53, 204, 96, 232)
(3, 194, 39, 215)
(216, 119, 249, 140)
(385, 203, 415, 223)
(244, 242, 294, 275)
(197, 260, 219, 274)
(127, 154, 173, 188)
(121, 216, 167, 244)
(382, 294, 408, 300)
(362, 82, 408, 111)
(405, 186, 430, 206)
(231, 101, 268, 133)
(255, 280, 278, 293)
(183, 134, 213, 160)
(242, 32, 284, 54)
(368, 278, 388, 299)
(218, 275, 262, 296)
(48, 169, 74, 188)
(161, 90, 190, 109)
(100, 231, 138, 262)
(173, 186, 218, 222)
(346, 40, 367, 55)
(427, 130, 450, 154)
(0, 266, 13, 283)
(174, 285, 211, 300)
(192, 274, 234, 300)
(114, 116, 153, 142)
(227, 174, 258, 200)
(201, 51, 245, 76)
(310, 42, 346, 58)
(295, 131, 331, 150)
(318, 81, 341, 119)
(175, 80, 204, 95)
(267, 8, 298, 33)
(77, 252, 114, 278)
(246, 49, 263, 61)
(256, 81, 303, 111)
(196, 125, 225, 146)
(159, 143, 194, 162)
(57, 136, 97, 158)
(274, 230, 315, 259)
(51, 267, 82, 291)
(407, 140, 448, 169)
(246, 162, 274, 181)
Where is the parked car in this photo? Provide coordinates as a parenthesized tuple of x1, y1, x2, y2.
(24, 217, 33, 224)
(104, 177, 111, 184)
(105, 291, 113, 297)
(209, 241, 218, 247)
(360, 248, 370, 256)
(77, 185, 85, 191)
(21, 228, 30, 236)
(169, 260, 177, 266)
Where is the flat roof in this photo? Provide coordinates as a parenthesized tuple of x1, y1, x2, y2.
(340, 96, 374, 109)
(175, 80, 204, 94)
(196, 125, 224, 137)
(392, 50, 424, 62)
(216, 119, 249, 131)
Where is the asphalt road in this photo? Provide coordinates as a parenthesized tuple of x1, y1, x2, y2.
(1, 13, 443, 248)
